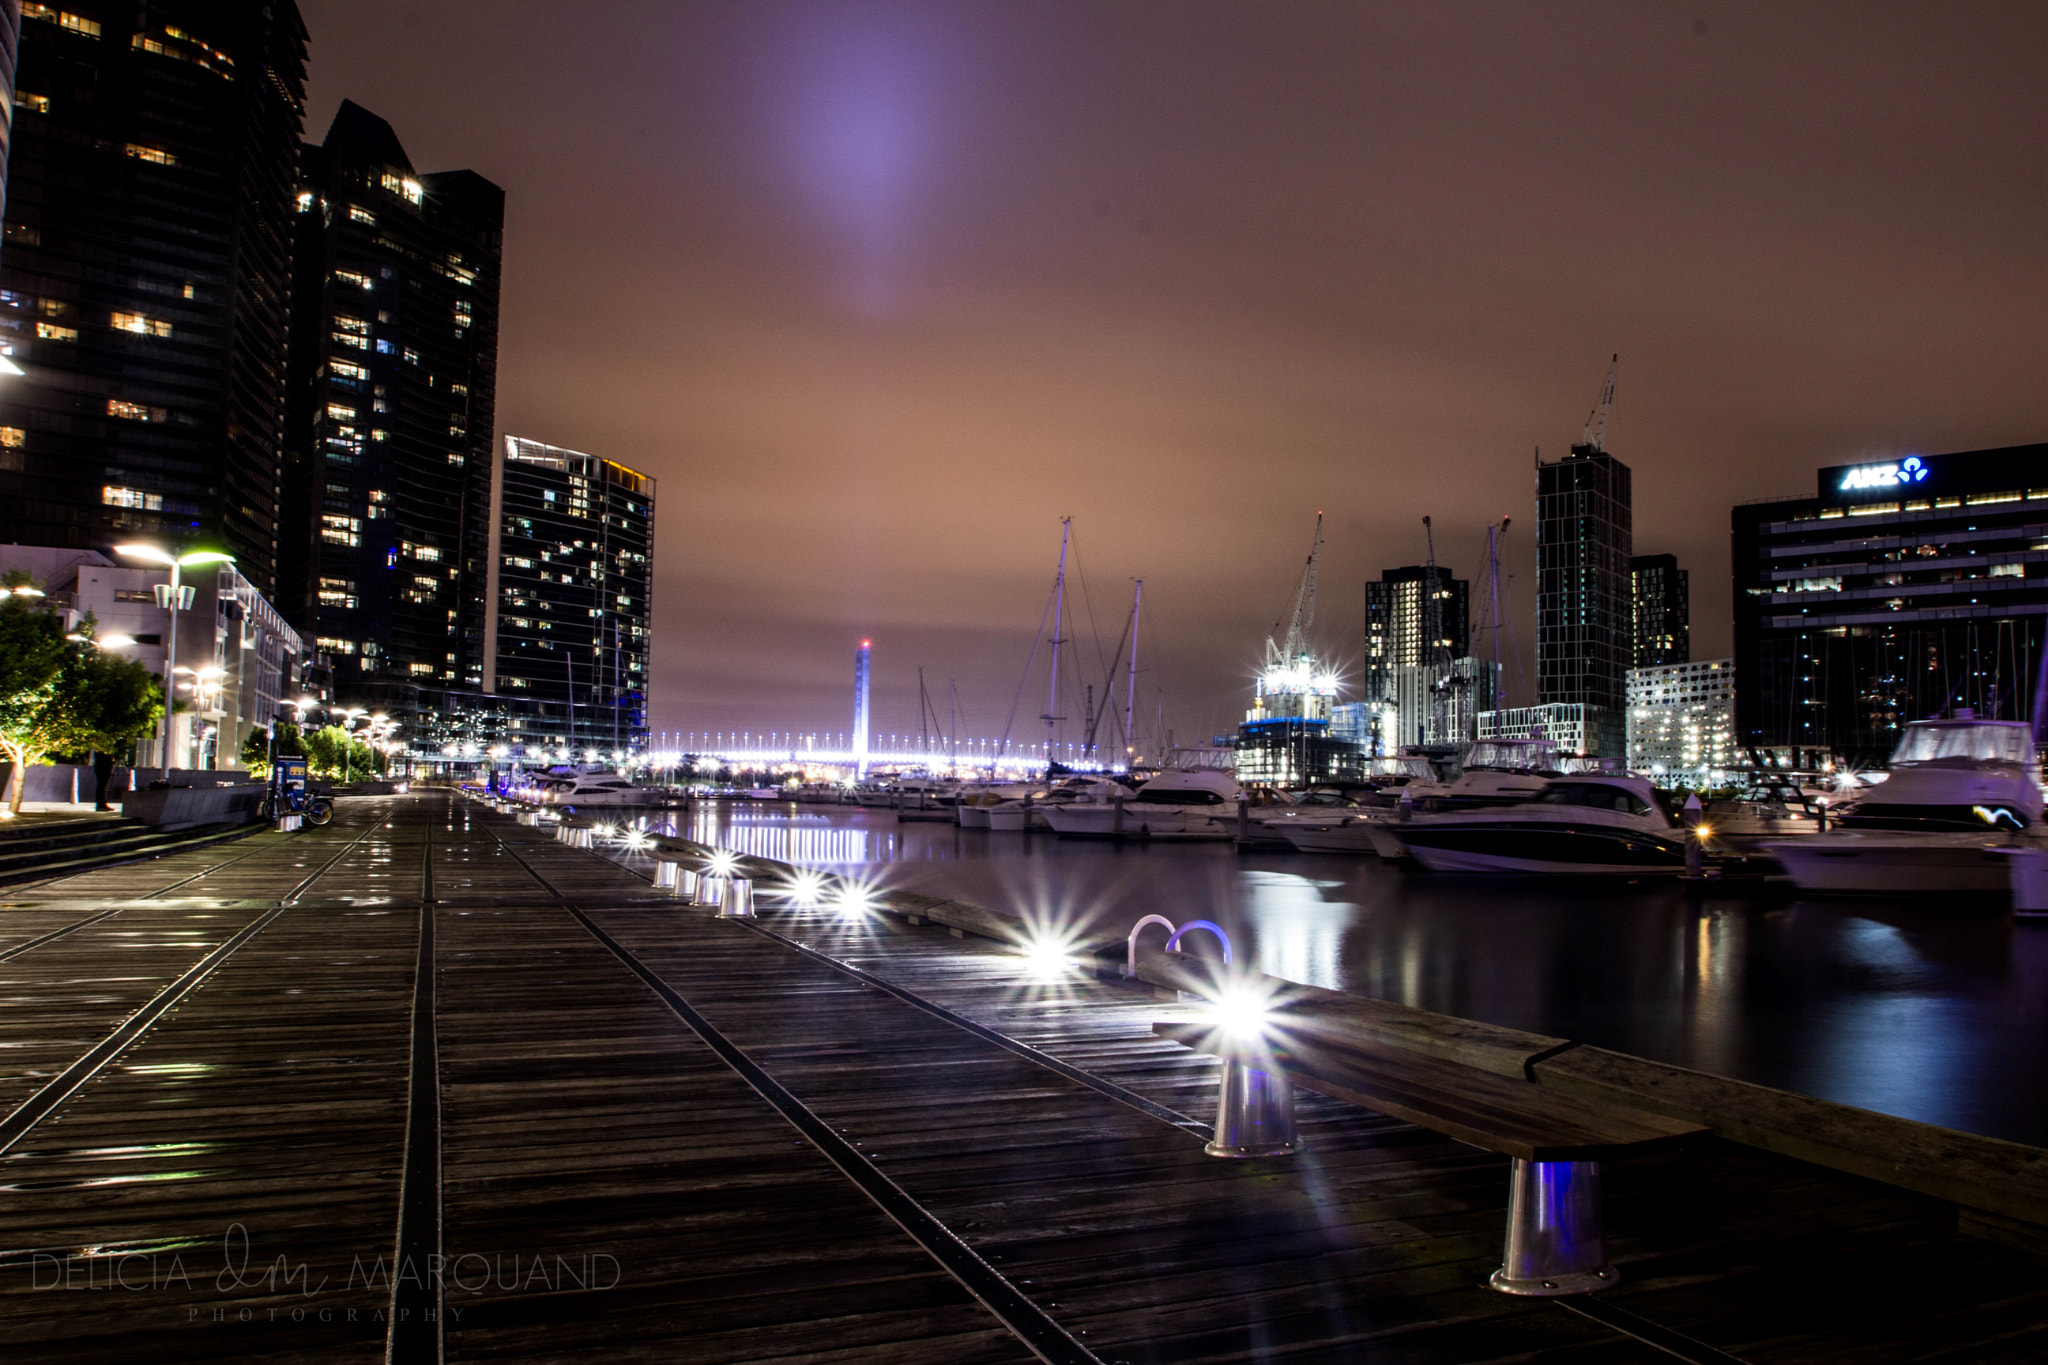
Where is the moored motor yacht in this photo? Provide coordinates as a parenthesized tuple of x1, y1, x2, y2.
(1043, 751, 1241, 839)
(1392, 774, 1689, 875)
(955, 783, 1034, 829)
(1767, 715, 2044, 894)
(1275, 739, 1561, 856)
(987, 776, 1131, 831)
(533, 769, 660, 809)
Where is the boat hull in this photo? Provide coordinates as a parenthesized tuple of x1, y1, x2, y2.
(955, 804, 992, 829)
(1766, 832, 2020, 894)
(1398, 823, 1688, 876)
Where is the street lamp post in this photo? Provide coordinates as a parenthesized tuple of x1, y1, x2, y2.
(115, 545, 233, 772)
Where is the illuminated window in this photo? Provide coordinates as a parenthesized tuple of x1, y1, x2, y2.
(0, 428, 23, 448)
(107, 399, 167, 422)
(333, 332, 369, 351)
(17, 93, 50, 114)
(1991, 563, 2025, 578)
(125, 144, 175, 166)
(326, 402, 356, 422)
(349, 206, 376, 225)
(102, 485, 163, 510)
(447, 452, 464, 466)
(402, 348, 419, 365)
(333, 270, 372, 291)
(111, 312, 172, 337)
(404, 542, 443, 562)
(410, 662, 435, 675)
(317, 637, 358, 655)
(24, 5, 101, 38)
(296, 191, 314, 211)
(321, 514, 361, 546)
(35, 321, 77, 341)
(380, 172, 424, 205)
(330, 359, 368, 381)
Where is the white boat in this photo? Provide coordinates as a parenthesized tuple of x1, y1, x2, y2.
(987, 777, 1131, 831)
(1043, 752, 1240, 839)
(538, 770, 660, 809)
(1274, 739, 1561, 856)
(1767, 715, 2044, 895)
(954, 783, 1030, 829)
(1393, 774, 1689, 875)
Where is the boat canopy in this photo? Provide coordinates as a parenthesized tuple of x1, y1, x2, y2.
(1889, 720, 2036, 767)
(1464, 739, 1559, 773)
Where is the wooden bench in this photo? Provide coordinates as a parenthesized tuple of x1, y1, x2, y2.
(1153, 1007, 1704, 1296)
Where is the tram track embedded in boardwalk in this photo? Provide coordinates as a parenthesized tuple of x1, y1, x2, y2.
(388, 806, 443, 1365)
(0, 811, 399, 1159)
(479, 821, 1105, 1365)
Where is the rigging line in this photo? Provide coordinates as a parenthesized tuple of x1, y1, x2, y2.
(994, 551, 1061, 768)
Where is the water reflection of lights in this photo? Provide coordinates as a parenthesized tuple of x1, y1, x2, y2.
(686, 806, 895, 865)
(1239, 872, 1353, 989)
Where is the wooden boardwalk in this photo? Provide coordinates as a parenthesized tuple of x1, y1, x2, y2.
(0, 791, 2040, 1363)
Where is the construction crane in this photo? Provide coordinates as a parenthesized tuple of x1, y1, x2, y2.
(1266, 511, 1324, 673)
(1578, 352, 1619, 454)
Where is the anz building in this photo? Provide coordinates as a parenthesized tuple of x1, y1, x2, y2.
(1733, 443, 2048, 766)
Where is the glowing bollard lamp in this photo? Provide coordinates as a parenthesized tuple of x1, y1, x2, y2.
(1206, 1057, 1300, 1158)
(1201, 989, 1301, 1159)
(719, 876, 756, 919)
(653, 861, 679, 890)
(1490, 1160, 1616, 1295)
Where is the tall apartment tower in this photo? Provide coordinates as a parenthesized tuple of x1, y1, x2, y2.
(1536, 442, 1633, 756)
(0, 2, 308, 592)
(1364, 565, 1470, 703)
(279, 100, 502, 691)
(483, 437, 654, 756)
(1629, 553, 1689, 668)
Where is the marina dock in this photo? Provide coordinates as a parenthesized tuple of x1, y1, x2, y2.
(1, 791, 2043, 1363)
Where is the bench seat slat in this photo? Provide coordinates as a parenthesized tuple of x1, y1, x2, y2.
(1154, 1021, 1705, 1162)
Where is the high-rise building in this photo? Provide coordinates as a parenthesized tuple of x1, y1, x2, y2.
(1536, 443, 1633, 756)
(1630, 553, 1689, 667)
(483, 436, 654, 757)
(0, 2, 308, 591)
(1732, 443, 2048, 766)
(1362, 564, 1483, 752)
(1625, 659, 1735, 782)
(1364, 565, 1469, 701)
(279, 100, 502, 691)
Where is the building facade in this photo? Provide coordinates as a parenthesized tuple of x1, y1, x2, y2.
(1362, 564, 1472, 753)
(279, 100, 502, 693)
(1630, 553, 1689, 667)
(484, 436, 654, 757)
(1733, 443, 2048, 766)
(0, 2, 307, 592)
(1625, 658, 1735, 783)
(1476, 702, 1595, 758)
(1536, 443, 1633, 756)
(2, 543, 309, 771)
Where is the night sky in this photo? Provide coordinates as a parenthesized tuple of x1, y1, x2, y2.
(300, 1, 2048, 751)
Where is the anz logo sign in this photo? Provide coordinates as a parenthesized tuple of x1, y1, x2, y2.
(1839, 455, 1930, 492)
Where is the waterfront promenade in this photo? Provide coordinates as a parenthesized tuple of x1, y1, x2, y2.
(0, 792, 2042, 1362)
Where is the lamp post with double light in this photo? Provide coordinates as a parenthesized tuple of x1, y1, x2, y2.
(113, 545, 233, 771)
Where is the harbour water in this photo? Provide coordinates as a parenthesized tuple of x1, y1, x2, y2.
(669, 800, 2048, 1149)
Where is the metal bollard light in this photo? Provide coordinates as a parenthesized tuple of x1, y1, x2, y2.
(699, 874, 726, 910)
(719, 876, 756, 918)
(1205, 1056, 1301, 1158)
(673, 867, 703, 904)
(573, 827, 594, 849)
(653, 861, 679, 890)
(1489, 1159, 1616, 1296)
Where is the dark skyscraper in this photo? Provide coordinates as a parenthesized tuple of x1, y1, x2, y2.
(0, 2, 307, 592)
(1536, 442, 1633, 755)
(484, 436, 654, 756)
(1364, 564, 1469, 704)
(1734, 443, 2048, 765)
(280, 100, 502, 691)
(1629, 553, 1689, 668)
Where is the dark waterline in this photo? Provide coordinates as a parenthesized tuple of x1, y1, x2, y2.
(668, 801, 2048, 1149)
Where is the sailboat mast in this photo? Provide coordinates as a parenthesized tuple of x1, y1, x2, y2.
(1123, 578, 1143, 768)
(1044, 517, 1071, 769)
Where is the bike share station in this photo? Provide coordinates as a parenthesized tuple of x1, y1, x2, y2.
(266, 756, 333, 830)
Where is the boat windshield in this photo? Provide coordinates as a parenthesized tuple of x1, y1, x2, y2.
(1465, 741, 1557, 773)
(1534, 783, 1655, 817)
(1890, 723, 2036, 767)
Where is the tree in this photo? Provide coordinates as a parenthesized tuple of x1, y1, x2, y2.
(0, 581, 163, 814)
(240, 727, 272, 779)
(302, 724, 374, 782)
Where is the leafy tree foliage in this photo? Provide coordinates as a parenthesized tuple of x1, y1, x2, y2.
(0, 573, 163, 812)
(302, 724, 375, 781)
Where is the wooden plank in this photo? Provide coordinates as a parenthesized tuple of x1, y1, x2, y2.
(1152, 1020, 1704, 1161)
